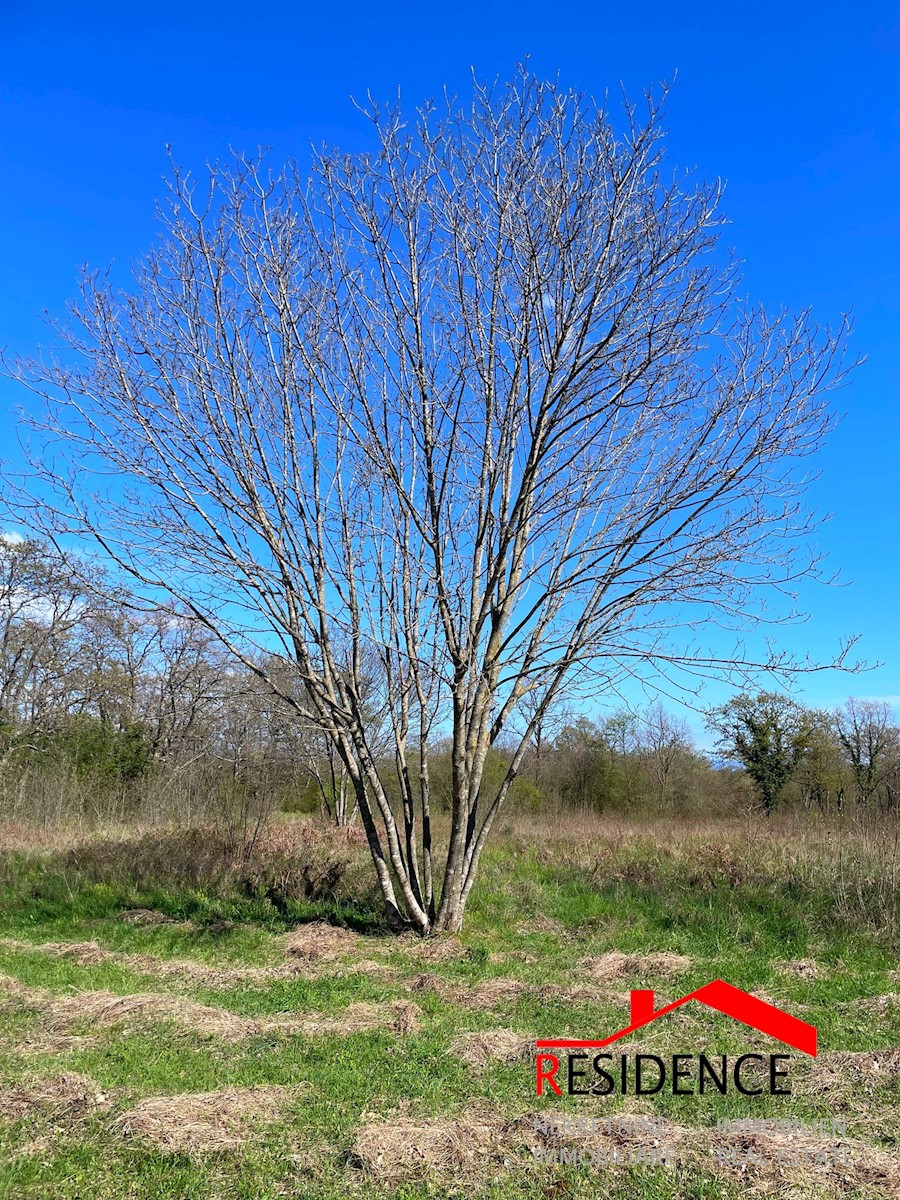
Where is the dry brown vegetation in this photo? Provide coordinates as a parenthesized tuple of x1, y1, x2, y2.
(448, 1030, 537, 1068)
(351, 1107, 900, 1197)
(0, 1072, 111, 1124)
(0, 935, 392, 988)
(577, 951, 693, 980)
(114, 1086, 298, 1153)
(41, 990, 423, 1041)
(2, 812, 900, 1196)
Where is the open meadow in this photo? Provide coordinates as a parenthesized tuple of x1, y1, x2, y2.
(1, 812, 899, 1199)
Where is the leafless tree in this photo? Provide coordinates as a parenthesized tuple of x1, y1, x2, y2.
(0, 537, 100, 753)
(3, 70, 857, 930)
(834, 698, 898, 807)
(636, 701, 692, 807)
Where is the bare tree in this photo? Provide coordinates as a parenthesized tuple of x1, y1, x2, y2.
(0, 537, 101, 753)
(637, 701, 692, 807)
(834, 698, 898, 807)
(3, 70, 856, 930)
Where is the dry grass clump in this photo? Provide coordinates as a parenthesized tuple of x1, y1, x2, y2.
(406, 972, 529, 1009)
(114, 1085, 295, 1153)
(0, 1071, 110, 1124)
(351, 1104, 900, 1195)
(468, 977, 529, 1006)
(515, 914, 568, 937)
(121, 950, 390, 988)
(542, 1114, 900, 1198)
(352, 1110, 510, 1181)
(774, 958, 823, 980)
(448, 1029, 535, 1068)
(397, 934, 466, 963)
(281, 922, 360, 961)
(0, 970, 44, 1001)
(406, 971, 631, 1013)
(46, 990, 261, 1040)
(797, 1046, 900, 1099)
(117, 908, 183, 927)
(709, 1128, 900, 1197)
(44, 988, 422, 1040)
(577, 951, 692, 981)
(292, 999, 423, 1037)
(0, 972, 52, 1020)
(544, 982, 632, 1008)
(0, 934, 392, 989)
(9, 939, 115, 966)
(855, 993, 900, 1016)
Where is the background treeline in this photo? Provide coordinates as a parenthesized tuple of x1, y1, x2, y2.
(2, 537, 897, 830)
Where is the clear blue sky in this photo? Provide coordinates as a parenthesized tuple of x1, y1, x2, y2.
(1, 1, 898, 734)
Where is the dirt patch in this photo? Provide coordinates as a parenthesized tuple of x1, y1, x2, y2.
(115, 1085, 295, 1153)
(577, 951, 692, 981)
(449, 1029, 536, 1068)
(0, 1072, 111, 1124)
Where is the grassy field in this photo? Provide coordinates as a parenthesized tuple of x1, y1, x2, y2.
(1, 812, 899, 1199)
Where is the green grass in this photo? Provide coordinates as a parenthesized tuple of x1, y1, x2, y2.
(0, 816, 898, 1197)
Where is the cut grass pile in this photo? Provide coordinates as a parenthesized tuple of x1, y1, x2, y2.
(0, 812, 899, 1198)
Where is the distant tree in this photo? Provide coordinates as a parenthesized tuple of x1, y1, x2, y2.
(707, 692, 812, 814)
(551, 718, 608, 809)
(636, 702, 693, 807)
(793, 708, 848, 812)
(834, 698, 898, 807)
(0, 537, 100, 751)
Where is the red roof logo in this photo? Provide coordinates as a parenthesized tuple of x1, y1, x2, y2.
(537, 979, 817, 1056)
